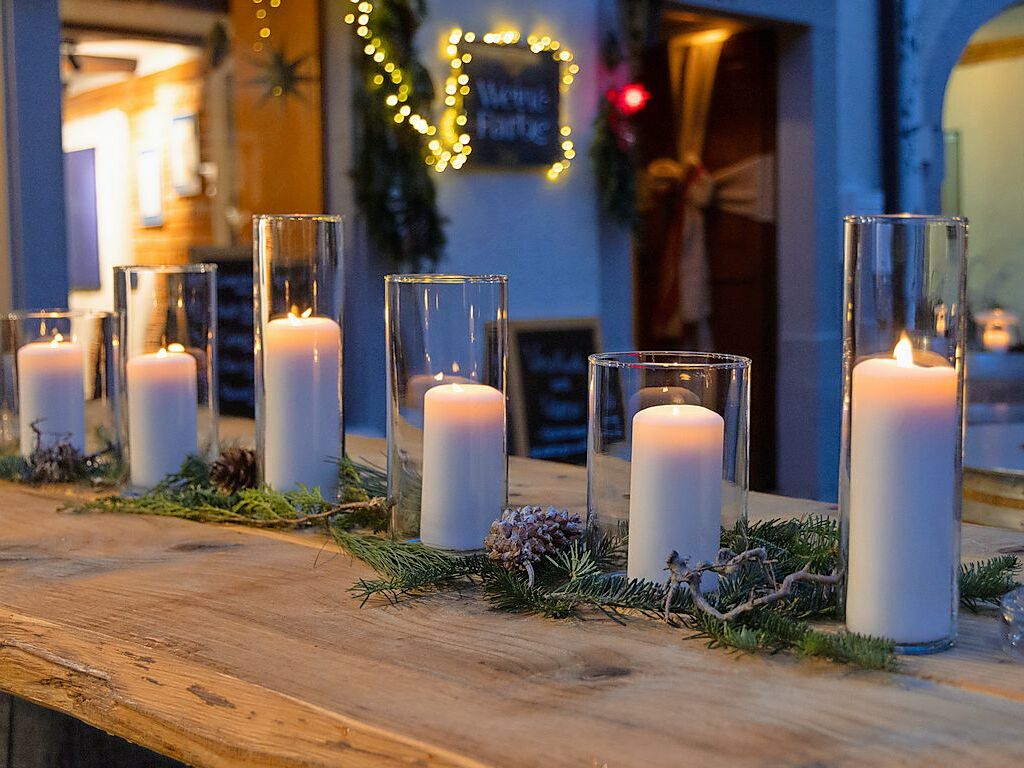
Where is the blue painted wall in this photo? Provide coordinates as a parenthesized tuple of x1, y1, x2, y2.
(2, 0, 67, 309)
(342, 0, 627, 436)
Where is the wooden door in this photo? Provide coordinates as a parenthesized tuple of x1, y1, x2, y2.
(701, 29, 777, 490)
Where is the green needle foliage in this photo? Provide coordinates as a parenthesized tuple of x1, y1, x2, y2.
(332, 515, 1021, 671)
(63, 456, 1022, 672)
(69, 454, 390, 531)
(960, 555, 1022, 611)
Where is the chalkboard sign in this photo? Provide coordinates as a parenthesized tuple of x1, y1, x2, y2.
(463, 42, 560, 167)
(508, 318, 601, 464)
(191, 247, 255, 417)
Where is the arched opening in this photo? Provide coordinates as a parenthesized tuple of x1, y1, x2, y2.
(939, 2, 1024, 520)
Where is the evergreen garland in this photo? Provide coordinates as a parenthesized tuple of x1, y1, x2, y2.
(63, 455, 1022, 672)
(350, 0, 445, 269)
(591, 98, 637, 225)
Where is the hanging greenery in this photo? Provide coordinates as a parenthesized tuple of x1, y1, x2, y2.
(349, 0, 445, 270)
(591, 93, 639, 225)
(591, 0, 662, 225)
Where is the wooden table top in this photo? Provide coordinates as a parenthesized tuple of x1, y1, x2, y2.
(2, 435, 1024, 767)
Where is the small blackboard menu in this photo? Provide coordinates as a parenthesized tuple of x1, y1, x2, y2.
(463, 42, 560, 167)
(191, 247, 254, 418)
(508, 318, 601, 465)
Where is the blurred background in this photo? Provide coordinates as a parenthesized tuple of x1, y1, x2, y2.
(0, 0, 1020, 502)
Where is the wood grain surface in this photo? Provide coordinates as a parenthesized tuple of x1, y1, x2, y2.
(0, 436, 1022, 767)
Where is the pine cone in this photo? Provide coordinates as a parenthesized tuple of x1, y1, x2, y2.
(484, 506, 583, 582)
(210, 447, 258, 494)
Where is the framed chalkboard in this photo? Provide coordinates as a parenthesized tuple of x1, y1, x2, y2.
(463, 41, 560, 167)
(190, 247, 254, 417)
(508, 318, 601, 465)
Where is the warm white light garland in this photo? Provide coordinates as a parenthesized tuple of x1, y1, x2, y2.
(343, 2, 578, 180)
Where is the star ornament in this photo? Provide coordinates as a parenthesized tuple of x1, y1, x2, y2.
(250, 44, 315, 103)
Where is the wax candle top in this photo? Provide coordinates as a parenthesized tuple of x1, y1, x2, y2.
(18, 334, 84, 365)
(22, 333, 77, 349)
(853, 335, 956, 409)
(856, 335, 953, 377)
(127, 344, 197, 376)
(424, 382, 504, 421)
(632, 404, 724, 449)
(267, 309, 340, 333)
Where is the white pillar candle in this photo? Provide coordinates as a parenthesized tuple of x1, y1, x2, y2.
(628, 404, 724, 586)
(263, 311, 341, 495)
(847, 336, 958, 645)
(17, 334, 85, 457)
(127, 344, 198, 488)
(420, 382, 505, 550)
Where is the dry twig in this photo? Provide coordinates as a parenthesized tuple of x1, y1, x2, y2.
(663, 548, 841, 623)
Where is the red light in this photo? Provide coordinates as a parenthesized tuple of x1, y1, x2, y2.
(617, 83, 650, 115)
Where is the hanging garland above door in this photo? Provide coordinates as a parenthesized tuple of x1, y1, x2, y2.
(345, 0, 446, 269)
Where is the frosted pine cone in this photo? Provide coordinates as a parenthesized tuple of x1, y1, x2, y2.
(484, 506, 583, 585)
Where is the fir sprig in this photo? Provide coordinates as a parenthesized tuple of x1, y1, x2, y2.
(63, 456, 1021, 672)
(960, 555, 1022, 611)
(69, 454, 390, 531)
(333, 523, 484, 604)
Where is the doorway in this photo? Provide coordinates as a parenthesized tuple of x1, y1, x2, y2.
(941, 4, 1024, 519)
(634, 10, 778, 490)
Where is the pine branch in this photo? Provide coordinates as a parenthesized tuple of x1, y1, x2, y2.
(68, 454, 390, 531)
(548, 573, 668, 619)
(798, 628, 897, 670)
(481, 566, 578, 619)
(0, 455, 29, 481)
(960, 555, 1021, 611)
(689, 609, 896, 670)
(331, 523, 485, 603)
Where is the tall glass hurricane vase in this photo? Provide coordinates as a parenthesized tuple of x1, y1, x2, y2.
(386, 275, 508, 550)
(587, 352, 750, 583)
(840, 215, 968, 654)
(115, 265, 218, 490)
(254, 215, 344, 497)
(0, 310, 120, 466)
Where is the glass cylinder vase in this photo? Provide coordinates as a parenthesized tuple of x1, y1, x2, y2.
(0, 310, 121, 470)
(114, 264, 219, 490)
(254, 214, 344, 496)
(840, 214, 968, 654)
(386, 274, 508, 550)
(587, 352, 750, 583)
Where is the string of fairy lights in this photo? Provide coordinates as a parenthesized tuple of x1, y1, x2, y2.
(250, 0, 283, 55)
(343, 1, 579, 180)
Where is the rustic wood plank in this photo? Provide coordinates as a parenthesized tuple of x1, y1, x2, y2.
(1, 437, 1023, 766)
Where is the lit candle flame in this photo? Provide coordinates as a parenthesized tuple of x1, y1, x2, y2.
(168, 343, 185, 353)
(451, 382, 464, 393)
(287, 307, 314, 324)
(893, 334, 914, 368)
(49, 333, 64, 347)
(156, 347, 168, 358)
(451, 361, 461, 373)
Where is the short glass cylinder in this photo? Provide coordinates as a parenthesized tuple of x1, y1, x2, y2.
(587, 352, 750, 583)
(0, 310, 120, 468)
(114, 265, 219, 490)
(254, 214, 344, 496)
(386, 274, 508, 550)
(840, 214, 967, 654)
